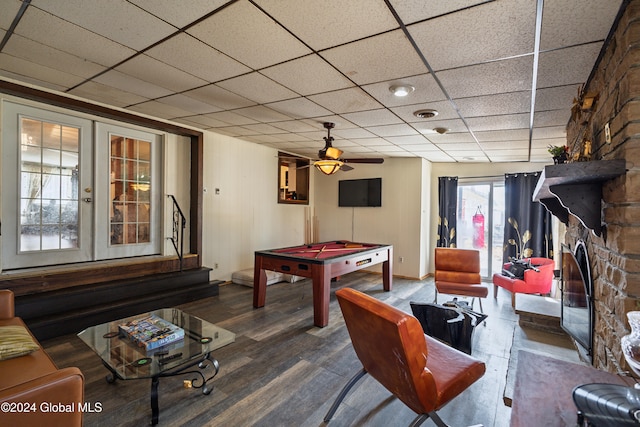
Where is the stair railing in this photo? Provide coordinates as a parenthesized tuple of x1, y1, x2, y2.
(167, 195, 186, 271)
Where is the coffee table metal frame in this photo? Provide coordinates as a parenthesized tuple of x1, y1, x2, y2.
(77, 308, 235, 425)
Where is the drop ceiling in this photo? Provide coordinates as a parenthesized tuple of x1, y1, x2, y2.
(0, 0, 624, 163)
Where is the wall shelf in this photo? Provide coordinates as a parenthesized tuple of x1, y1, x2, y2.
(533, 159, 626, 236)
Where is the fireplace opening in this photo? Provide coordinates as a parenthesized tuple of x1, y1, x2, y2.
(561, 241, 593, 362)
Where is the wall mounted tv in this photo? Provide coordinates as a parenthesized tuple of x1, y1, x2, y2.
(338, 178, 382, 207)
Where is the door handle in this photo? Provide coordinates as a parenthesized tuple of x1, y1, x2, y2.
(83, 198, 93, 203)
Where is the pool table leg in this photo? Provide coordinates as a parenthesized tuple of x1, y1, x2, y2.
(253, 257, 268, 308)
(312, 264, 331, 327)
(383, 246, 393, 291)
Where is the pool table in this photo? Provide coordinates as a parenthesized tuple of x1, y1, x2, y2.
(253, 241, 393, 327)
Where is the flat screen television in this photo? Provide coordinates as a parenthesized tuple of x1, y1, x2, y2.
(338, 178, 382, 207)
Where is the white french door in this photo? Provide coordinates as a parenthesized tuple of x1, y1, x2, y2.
(1, 102, 94, 268)
(1, 102, 163, 270)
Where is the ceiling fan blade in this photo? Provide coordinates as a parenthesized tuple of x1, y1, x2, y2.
(340, 164, 354, 172)
(342, 158, 384, 164)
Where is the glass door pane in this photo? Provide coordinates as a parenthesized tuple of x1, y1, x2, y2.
(457, 184, 491, 276)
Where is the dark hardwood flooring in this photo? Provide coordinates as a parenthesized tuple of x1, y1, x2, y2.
(42, 272, 577, 426)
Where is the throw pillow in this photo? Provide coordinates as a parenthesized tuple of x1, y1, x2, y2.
(0, 325, 40, 361)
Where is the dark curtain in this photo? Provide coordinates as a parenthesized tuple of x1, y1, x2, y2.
(437, 176, 458, 247)
(503, 172, 553, 261)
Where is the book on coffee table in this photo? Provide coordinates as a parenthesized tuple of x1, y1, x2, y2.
(118, 314, 184, 352)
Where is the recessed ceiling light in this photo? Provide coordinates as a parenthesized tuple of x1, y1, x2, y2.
(433, 127, 449, 134)
(462, 156, 475, 161)
(413, 109, 438, 119)
(389, 85, 415, 97)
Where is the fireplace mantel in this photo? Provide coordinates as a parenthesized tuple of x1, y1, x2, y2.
(533, 159, 626, 236)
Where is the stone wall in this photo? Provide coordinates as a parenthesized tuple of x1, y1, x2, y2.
(564, 1, 640, 373)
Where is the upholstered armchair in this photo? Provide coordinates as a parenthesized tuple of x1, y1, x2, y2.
(434, 247, 488, 312)
(325, 288, 486, 426)
(492, 257, 555, 307)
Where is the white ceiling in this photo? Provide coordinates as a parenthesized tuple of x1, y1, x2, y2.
(0, 0, 623, 163)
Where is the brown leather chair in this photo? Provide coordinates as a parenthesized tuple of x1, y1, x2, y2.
(325, 288, 486, 427)
(434, 247, 488, 312)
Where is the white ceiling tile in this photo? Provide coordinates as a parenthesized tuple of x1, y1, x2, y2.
(127, 100, 194, 119)
(1, 1, 21, 29)
(390, 0, 488, 25)
(384, 135, 433, 146)
(254, 0, 398, 50)
(401, 143, 440, 152)
(157, 94, 221, 115)
(145, 34, 251, 83)
(0, 53, 85, 89)
(413, 118, 467, 135)
(341, 109, 403, 127)
(485, 151, 529, 162)
(233, 105, 293, 123)
(32, 0, 176, 50)
(266, 98, 333, 119)
(475, 129, 530, 142)
(3, 34, 106, 79)
(363, 73, 446, 107)
(94, 70, 173, 99)
(202, 111, 259, 126)
(424, 131, 475, 144)
(261, 55, 354, 96)
(540, 0, 622, 51)
(365, 124, 419, 138)
(68, 81, 148, 108)
(480, 140, 529, 150)
(270, 120, 322, 133)
(467, 114, 529, 132)
(129, 0, 228, 28)
(15, 6, 136, 66)
(456, 92, 531, 118)
(534, 110, 570, 127)
(240, 123, 287, 135)
(536, 85, 579, 111)
(182, 85, 256, 110)
(349, 137, 394, 147)
(437, 56, 534, 99)
(420, 152, 456, 162)
(537, 43, 603, 88)
(532, 126, 567, 140)
(331, 127, 377, 139)
(177, 115, 231, 128)
(116, 55, 208, 92)
(391, 100, 459, 122)
(321, 30, 427, 85)
(216, 72, 298, 104)
(187, 0, 311, 69)
(437, 143, 483, 152)
(408, 0, 536, 71)
(308, 87, 383, 114)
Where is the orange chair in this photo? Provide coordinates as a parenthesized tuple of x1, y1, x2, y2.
(492, 257, 555, 307)
(434, 247, 489, 312)
(324, 288, 486, 426)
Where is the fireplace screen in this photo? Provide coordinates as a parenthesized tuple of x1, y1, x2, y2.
(561, 242, 593, 357)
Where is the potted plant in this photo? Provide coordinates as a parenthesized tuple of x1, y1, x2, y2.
(548, 145, 569, 164)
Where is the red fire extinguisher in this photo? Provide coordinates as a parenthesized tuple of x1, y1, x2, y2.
(472, 206, 485, 249)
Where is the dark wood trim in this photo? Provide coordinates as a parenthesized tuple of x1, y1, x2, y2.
(0, 81, 206, 283)
(0, 255, 201, 296)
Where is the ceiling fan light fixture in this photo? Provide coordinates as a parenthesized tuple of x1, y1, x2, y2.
(325, 146, 343, 159)
(314, 159, 343, 175)
(389, 84, 415, 97)
(413, 109, 438, 119)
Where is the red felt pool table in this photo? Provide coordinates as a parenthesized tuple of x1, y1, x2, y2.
(253, 241, 393, 327)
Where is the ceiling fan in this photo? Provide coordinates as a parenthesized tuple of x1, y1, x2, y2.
(313, 122, 384, 175)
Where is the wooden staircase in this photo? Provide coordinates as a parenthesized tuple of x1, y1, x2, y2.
(14, 267, 219, 341)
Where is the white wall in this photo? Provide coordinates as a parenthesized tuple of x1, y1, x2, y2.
(201, 131, 311, 280)
(314, 157, 427, 279)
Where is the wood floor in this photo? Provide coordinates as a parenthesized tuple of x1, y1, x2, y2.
(42, 272, 577, 426)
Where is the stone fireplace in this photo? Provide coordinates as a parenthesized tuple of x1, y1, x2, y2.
(562, 1, 640, 373)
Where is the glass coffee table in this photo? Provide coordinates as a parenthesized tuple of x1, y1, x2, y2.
(78, 308, 235, 425)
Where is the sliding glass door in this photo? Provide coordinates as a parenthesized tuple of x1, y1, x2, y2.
(456, 180, 505, 278)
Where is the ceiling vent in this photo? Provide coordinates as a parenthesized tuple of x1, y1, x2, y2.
(413, 109, 438, 119)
